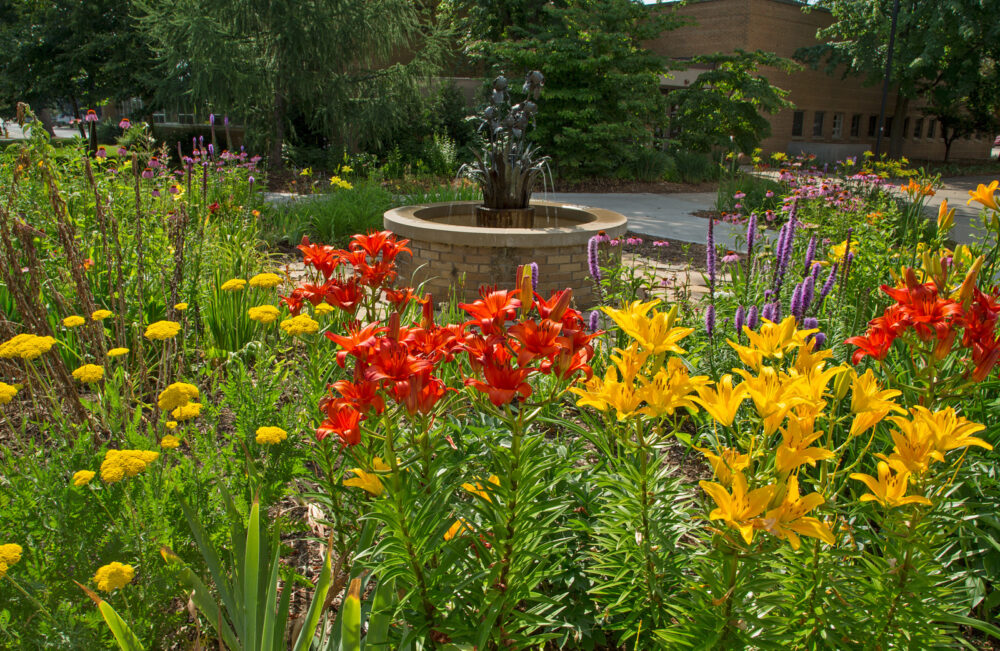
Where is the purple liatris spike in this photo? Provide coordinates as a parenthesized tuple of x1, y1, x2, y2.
(224, 115, 229, 126)
(588, 310, 600, 333)
(813, 332, 827, 348)
(802, 317, 818, 330)
(209, 113, 215, 126)
(800, 275, 815, 313)
(746, 212, 757, 254)
(734, 305, 746, 333)
(208, 143, 214, 157)
(811, 261, 822, 282)
(529, 262, 539, 291)
(747, 305, 759, 329)
(804, 236, 817, 273)
(820, 263, 838, 301)
(587, 236, 602, 281)
(705, 304, 716, 335)
(790, 283, 804, 319)
(707, 218, 717, 291)
(761, 302, 774, 323)
(770, 301, 782, 322)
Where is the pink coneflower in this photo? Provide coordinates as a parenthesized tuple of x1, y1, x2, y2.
(148, 156, 162, 169)
(610, 239, 621, 246)
(733, 192, 746, 199)
(152, 189, 161, 197)
(84, 109, 98, 122)
(95, 146, 107, 159)
(721, 251, 740, 264)
(168, 185, 180, 195)
(626, 237, 643, 246)
(652, 240, 669, 247)
(141, 167, 154, 179)
(734, 203, 743, 210)
(765, 190, 774, 198)
(119, 118, 131, 129)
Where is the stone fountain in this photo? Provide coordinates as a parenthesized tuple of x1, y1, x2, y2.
(384, 72, 627, 305)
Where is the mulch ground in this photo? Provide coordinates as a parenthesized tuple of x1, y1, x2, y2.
(625, 231, 707, 270)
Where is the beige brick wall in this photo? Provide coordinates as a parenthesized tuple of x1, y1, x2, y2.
(649, 0, 993, 161)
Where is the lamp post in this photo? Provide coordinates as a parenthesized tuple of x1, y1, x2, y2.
(874, 0, 901, 158)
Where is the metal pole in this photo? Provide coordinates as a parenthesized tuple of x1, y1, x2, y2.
(874, 0, 901, 158)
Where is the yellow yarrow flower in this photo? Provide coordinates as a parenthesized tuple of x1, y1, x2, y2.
(0, 543, 22, 579)
(248, 305, 280, 323)
(100, 449, 159, 484)
(157, 382, 199, 411)
(173, 302, 188, 311)
(91, 309, 113, 320)
(255, 426, 288, 445)
(108, 347, 130, 358)
(279, 314, 319, 336)
(0, 334, 57, 360)
(72, 470, 96, 486)
(93, 562, 135, 592)
(221, 278, 247, 292)
(249, 272, 282, 289)
(171, 402, 202, 421)
(160, 435, 181, 450)
(63, 315, 86, 328)
(0, 382, 18, 405)
(144, 320, 181, 340)
(314, 302, 335, 316)
(72, 364, 104, 383)
(165, 421, 178, 430)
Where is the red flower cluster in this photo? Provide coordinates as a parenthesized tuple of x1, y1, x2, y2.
(281, 231, 411, 315)
(846, 268, 1000, 380)
(460, 279, 597, 407)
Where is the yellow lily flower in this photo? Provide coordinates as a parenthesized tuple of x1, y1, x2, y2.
(693, 374, 747, 427)
(760, 475, 835, 549)
(911, 406, 991, 454)
(637, 358, 709, 418)
(699, 473, 775, 544)
(602, 301, 693, 355)
(462, 475, 500, 501)
(570, 367, 643, 420)
(444, 517, 472, 541)
(850, 461, 931, 508)
(775, 418, 834, 475)
(966, 180, 999, 212)
(849, 370, 904, 438)
(342, 457, 392, 497)
(696, 446, 749, 487)
(877, 415, 943, 475)
(736, 367, 805, 435)
(609, 344, 649, 384)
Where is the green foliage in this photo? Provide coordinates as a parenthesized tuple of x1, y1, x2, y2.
(669, 50, 797, 155)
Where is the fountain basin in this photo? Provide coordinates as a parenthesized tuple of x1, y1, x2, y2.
(384, 200, 628, 306)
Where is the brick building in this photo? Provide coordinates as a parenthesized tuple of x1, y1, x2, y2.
(646, 0, 994, 161)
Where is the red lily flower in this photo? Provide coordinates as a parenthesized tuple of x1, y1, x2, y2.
(845, 323, 896, 364)
(316, 399, 364, 445)
(280, 287, 306, 315)
(325, 277, 364, 314)
(395, 370, 448, 415)
(328, 376, 385, 415)
(364, 339, 434, 392)
(297, 236, 340, 279)
(325, 321, 386, 367)
(350, 230, 411, 263)
(384, 286, 418, 308)
(460, 288, 521, 335)
(466, 350, 533, 406)
(542, 345, 595, 381)
(507, 318, 562, 367)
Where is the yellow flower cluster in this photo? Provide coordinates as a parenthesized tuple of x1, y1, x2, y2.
(108, 347, 130, 358)
(248, 305, 280, 323)
(160, 435, 181, 450)
(0, 543, 23, 579)
(343, 457, 392, 496)
(92, 309, 113, 320)
(221, 278, 246, 292)
(158, 382, 199, 411)
(570, 301, 707, 420)
(0, 333, 57, 360)
(100, 449, 159, 484)
(279, 314, 319, 337)
(314, 302, 335, 317)
(93, 561, 135, 592)
(249, 272, 282, 289)
(63, 315, 86, 328)
(329, 175, 353, 190)
(171, 402, 202, 421)
(174, 302, 188, 311)
(144, 320, 181, 340)
(255, 426, 288, 445)
(0, 382, 18, 405)
(72, 470, 96, 486)
(72, 364, 104, 383)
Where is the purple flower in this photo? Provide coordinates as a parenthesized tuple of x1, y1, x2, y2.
(707, 218, 717, 290)
(746, 212, 758, 252)
(626, 237, 643, 246)
(747, 305, 759, 329)
(249, 175, 255, 189)
(529, 262, 539, 291)
(802, 317, 818, 330)
(812, 332, 827, 348)
(224, 115, 230, 126)
(820, 264, 838, 301)
(208, 144, 215, 157)
(209, 113, 215, 126)
(734, 305, 746, 332)
(84, 109, 98, 122)
(761, 302, 774, 323)
(152, 189, 161, 198)
(765, 190, 774, 198)
(811, 262, 822, 282)
(587, 235, 602, 281)
(790, 283, 803, 319)
(800, 275, 815, 314)
(95, 146, 107, 159)
(804, 236, 817, 273)
(722, 252, 740, 264)
(705, 304, 716, 335)
(117, 146, 127, 157)
(733, 192, 746, 199)
(652, 240, 670, 247)
(588, 310, 600, 333)
(119, 118, 131, 129)
(141, 167, 154, 179)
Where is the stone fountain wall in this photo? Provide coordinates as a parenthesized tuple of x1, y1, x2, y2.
(384, 200, 627, 307)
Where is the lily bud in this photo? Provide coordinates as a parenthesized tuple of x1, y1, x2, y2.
(518, 265, 534, 318)
(548, 289, 573, 322)
(937, 199, 956, 234)
(833, 368, 854, 401)
(420, 293, 434, 329)
(955, 255, 985, 307)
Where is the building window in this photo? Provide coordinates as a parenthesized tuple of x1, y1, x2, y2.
(903, 118, 910, 140)
(791, 111, 804, 137)
(885, 117, 893, 137)
(868, 115, 878, 137)
(927, 120, 936, 139)
(914, 118, 923, 139)
(813, 111, 825, 138)
(832, 113, 844, 139)
(851, 114, 861, 138)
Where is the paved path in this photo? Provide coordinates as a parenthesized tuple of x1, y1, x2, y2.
(924, 176, 995, 244)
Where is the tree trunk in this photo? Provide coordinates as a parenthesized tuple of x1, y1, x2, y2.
(889, 94, 908, 159)
(37, 108, 57, 137)
(267, 89, 285, 190)
(943, 127, 954, 162)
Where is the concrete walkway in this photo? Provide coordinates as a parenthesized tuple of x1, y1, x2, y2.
(545, 191, 748, 250)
